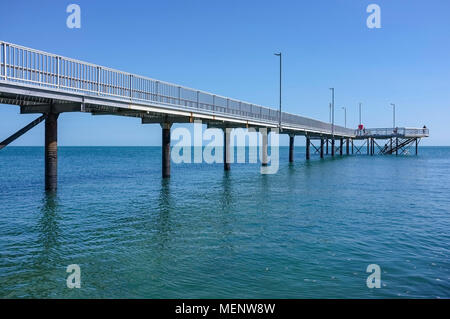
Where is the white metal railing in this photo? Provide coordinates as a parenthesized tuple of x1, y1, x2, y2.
(355, 127, 429, 137)
(0, 41, 355, 136)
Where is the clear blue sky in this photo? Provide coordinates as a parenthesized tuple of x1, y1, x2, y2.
(1, 0, 449, 145)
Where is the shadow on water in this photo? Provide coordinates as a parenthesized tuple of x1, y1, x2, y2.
(154, 179, 174, 250)
(22, 192, 63, 298)
(220, 171, 233, 211)
(38, 192, 61, 255)
(0, 192, 62, 299)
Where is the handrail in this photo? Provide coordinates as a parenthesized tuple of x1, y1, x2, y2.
(355, 127, 429, 137)
(0, 41, 355, 136)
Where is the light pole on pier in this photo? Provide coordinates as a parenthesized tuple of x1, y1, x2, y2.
(390, 103, 396, 128)
(359, 102, 362, 126)
(329, 88, 335, 136)
(329, 103, 332, 123)
(274, 52, 282, 128)
(341, 106, 347, 128)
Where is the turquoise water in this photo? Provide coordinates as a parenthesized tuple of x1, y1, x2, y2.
(0, 146, 449, 298)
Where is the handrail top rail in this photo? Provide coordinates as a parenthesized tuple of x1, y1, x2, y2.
(362, 127, 428, 130)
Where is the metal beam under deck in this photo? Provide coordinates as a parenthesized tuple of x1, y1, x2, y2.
(0, 114, 48, 149)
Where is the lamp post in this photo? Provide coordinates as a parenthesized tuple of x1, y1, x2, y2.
(329, 88, 335, 136)
(329, 103, 332, 123)
(341, 106, 347, 128)
(390, 103, 396, 128)
(359, 102, 362, 126)
(329, 88, 335, 156)
(274, 52, 282, 128)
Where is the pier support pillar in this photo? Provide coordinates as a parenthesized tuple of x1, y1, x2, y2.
(45, 112, 59, 192)
(331, 139, 335, 157)
(371, 138, 375, 156)
(289, 134, 294, 163)
(161, 123, 172, 178)
(261, 128, 268, 166)
(223, 128, 231, 171)
(320, 138, 324, 159)
(351, 139, 354, 155)
(415, 138, 418, 155)
(346, 138, 350, 155)
(339, 138, 343, 156)
(306, 136, 310, 160)
(326, 139, 329, 155)
(367, 138, 370, 155)
(396, 138, 398, 156)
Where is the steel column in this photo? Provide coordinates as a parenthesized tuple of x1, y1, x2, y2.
(339, 138, 343, 156)
(289, 134, 294, 163)
(331, 139, 335, 157)
(161, 123, 172, 178)
(224, 128, 231, 171)
(320, 138, 324, 159)
(261, 129, 268, 166)
(346, 138, 350, 155)
(396, 137, 398, 156)
(289, 134, 295, 163)
(45, 113, 59, 191)
(306, 136, 310, 160)
(390, 138, 393, 155)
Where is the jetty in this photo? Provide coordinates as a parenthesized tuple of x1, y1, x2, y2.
(0, 42, 429, 191)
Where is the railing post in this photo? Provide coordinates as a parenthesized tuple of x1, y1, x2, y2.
(3, 43, 7, 80)
(156, 81, 159, 102)
(129, 74, 133, 99)
(197, 90, 199, 108)
(97, 66, 100, 94)
(56, 56, 60, 88)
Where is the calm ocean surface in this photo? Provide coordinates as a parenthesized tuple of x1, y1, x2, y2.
(0, 146, 449, 298)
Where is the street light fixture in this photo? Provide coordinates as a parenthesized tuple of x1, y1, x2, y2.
(274, 52, 282, 128)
